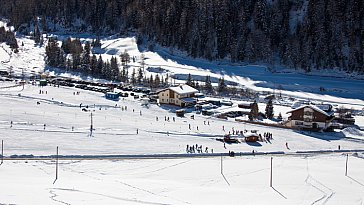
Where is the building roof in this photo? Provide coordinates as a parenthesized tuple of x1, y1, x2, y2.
(287, 105, 334, 116)
(169, 85, 198, 95)
(157, 85, 198, 95)
(316, 104, 333, 112)
(106, 92, 119, 95)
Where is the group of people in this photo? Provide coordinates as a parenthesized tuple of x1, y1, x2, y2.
(186, 144, 213, 154)
(162, 116, 175, 122)
(261, 132, 273, 143)
(39, 89, 47, 94)
(121, 106, 128, 111)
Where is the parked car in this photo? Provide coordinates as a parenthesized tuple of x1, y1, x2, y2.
(221, 100, 233, 106)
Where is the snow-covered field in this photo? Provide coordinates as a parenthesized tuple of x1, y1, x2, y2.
(1, 155, 363, 205)
(1, 27, 364, 204)
(0, 83, 364, 156)
(0, 82, 363, 204)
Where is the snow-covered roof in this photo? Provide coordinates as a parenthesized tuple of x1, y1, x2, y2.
(169, 85, 198, 95)
(287, 105, 333, 116)
(316, 104, 332, 112)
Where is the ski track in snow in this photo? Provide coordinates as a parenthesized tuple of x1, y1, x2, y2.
(56, 160, 191, 205)
(305, 159, 335, 205)
(50, 188, 169, 205)
(49, 190, 71, 205)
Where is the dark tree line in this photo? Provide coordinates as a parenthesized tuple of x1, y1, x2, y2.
(0, 26, 18, 52)
(1, 0, 363, 73)
(45, 37, 168, 87)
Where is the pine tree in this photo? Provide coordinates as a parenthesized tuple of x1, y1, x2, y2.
(120, 50, 130, 66)
(131, 68, 136, 85)
(110, 57, 119, 80)
(137, 68, 143, 84)
(154, 74, 161, 88)
(45, 37, 62, 67)
(265, 99, 274, 119)
(186, 73, 193, 86)
(96, 55, 104, 76)
(149, 75, 154, 88)
(165, 73, 169, 85)
(121, 66, 128, 82)
(204, 75, 213, 94)
(90, 54, 97, 74)
(249, 101, 259, 121)
(33, 24, 41, 44)
(277, 112, 283, 121)
(140, 54, 146, 71)
(217, 77, 227, 94)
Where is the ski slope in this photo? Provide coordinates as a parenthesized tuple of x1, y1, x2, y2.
(1, 26, 364, 205)
(0, 77, 363, 205)
(0, 83, 364, 156)
(0, 155, 363, 205)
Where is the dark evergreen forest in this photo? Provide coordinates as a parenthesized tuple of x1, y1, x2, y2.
(0, 0, 363, 73)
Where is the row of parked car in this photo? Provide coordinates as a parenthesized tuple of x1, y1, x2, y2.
(193, 99, 234, 116)
(49, 78, 155, 97)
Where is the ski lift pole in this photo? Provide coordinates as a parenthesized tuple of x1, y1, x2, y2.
(90, 112, 93, 137)
(345, 154, 349, 176)
(53, 146, 59, 184)
(1, 140, 3, 165)
(270, 157, 273, 187)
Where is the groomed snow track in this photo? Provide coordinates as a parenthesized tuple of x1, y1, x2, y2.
(2, 149, 364, 161)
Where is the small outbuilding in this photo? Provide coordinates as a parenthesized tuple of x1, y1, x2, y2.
(176, 109, 185, 117)
(39, 79, 47, 86)
(105, 92, 120, 100)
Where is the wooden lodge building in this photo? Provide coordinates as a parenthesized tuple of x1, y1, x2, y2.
(287, 105, 335, 131)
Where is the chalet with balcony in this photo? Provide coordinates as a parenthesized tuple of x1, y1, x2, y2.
(287, 105, 334, 131)
(157, 85, 198, 107)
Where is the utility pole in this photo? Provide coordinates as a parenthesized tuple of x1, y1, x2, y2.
(270, 157, 273, 187)
(21, 68, 26, 89)
(345, 154, 349, 176)
(53, 146, 58, 184)
(221, 154, 223, 174)
(1, 140, 3, 165)
(90, 112, 93, 137)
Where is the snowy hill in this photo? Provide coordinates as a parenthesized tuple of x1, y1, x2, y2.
(1, 32, 364, 109)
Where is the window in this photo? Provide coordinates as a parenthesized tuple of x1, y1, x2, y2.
(162, 93, 164, 96)
(295, 121, 303, 125)
(304, 111, 313, 116)
(304, 118, 312, 122)
(162, 99, 164, 102)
